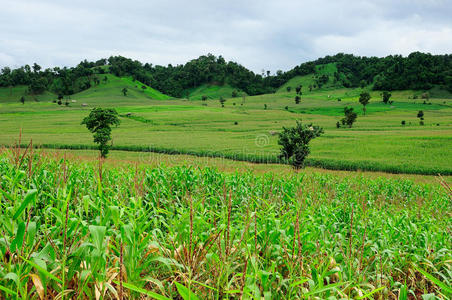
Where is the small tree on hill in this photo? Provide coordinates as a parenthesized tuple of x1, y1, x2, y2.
(20, 96, 25, 104)
(417, 110, 424, 125)
(341, 106, 357, 128)
(286, 86, 292, 92)
(81, 108, 121, 158)
(295, 95, 301, 104)
(219, 97, 226, 107)
(202, 95, 207, 101)
(295, 85, 302, 94)
(278, 120, 323, 169)
(232, 90, 238, 98)
(121, 88, 128, 96)
(359, 92, 371, 115)
(382, 91, 391, 104)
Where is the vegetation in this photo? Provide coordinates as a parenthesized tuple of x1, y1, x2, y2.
(0, 148, 450, 299)
(340, 107, 358, 128)
(359, 92, 371, 115)
(81, 108, 121, 158)
(2, 52, 452, 101)
(278, 121, 323, 168)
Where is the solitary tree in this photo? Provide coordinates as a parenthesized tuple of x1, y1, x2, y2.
(20, 96, 25, 104)
(286, 86, 292, 92)
(232, 90, 238, 98)
(278, 120, 323, 169)
(202, 95, 207, 101)
(219, 97, 226, 107)
(295, 95, 301, 104)
(341, 106, 358, 128)
(81, 108, 121, 158)
(295, 85, 302, 94)
(382, 91, 391, 104)
(417, 110, 424, 125)
(359, 92, 371, 115)
(121, 88, 128, 96)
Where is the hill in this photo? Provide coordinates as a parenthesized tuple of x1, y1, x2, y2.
(187, 83, 246, 100)
(0, 85, 56, 103)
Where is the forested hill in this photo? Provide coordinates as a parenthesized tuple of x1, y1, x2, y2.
(0, 52, 451, 99)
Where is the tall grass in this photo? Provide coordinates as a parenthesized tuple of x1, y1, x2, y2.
(0, 147, 450, 299)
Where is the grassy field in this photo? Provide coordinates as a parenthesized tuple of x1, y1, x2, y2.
(0, 80, 451, 174)
(187, 83, 246, 100)
(0, 148, 450, 299)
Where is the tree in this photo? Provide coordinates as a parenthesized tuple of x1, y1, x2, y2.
(278, 120, 323, 169)
(417, 110, 424, 125)
(382, 91, 391, 104)
(417, 110, 424, 119)
(295, 85, 302, 94)
(81, 108, 121, 158)
(359, 92, 371, 115)
(202, 95, 207, 101)
(295, 95, 301, 104)
(219, 97, 226, 107)
(20, 96, 25, 104)
(286, 86, 291, 92)
(341, 106, 357, 128)
(121, 87, 128, 96)
(232, 90, 238, 98)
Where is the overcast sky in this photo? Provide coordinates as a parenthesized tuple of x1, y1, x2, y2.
(1, 0, 451, 73)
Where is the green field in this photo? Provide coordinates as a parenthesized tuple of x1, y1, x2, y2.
(1, 66, 452, 300)
(187, 83, 246, 100)
(0, 148, 450, 299)
(0, 77, 451, 175)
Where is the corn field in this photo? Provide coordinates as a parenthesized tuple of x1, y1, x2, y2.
(0, 147, 451, 299)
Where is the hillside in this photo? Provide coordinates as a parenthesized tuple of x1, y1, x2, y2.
(0, 85, 56, 103)
(187, 83, 246, 100)
(0, 74, 172, 107)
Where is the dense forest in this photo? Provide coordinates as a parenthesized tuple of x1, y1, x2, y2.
(0, 52, 451, 98)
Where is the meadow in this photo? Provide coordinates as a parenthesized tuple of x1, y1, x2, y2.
(0, 147, 450, 299)
(0, 78, 451, 175)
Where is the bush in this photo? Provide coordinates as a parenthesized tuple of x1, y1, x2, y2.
(278, 120, 324, 169)
(341, 107, 358, 128)
(401, 120, 406, 126)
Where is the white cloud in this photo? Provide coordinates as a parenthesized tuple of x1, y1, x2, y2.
(0, 0, 450, 72)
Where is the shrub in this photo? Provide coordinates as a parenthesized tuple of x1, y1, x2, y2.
(278, 120, 324, 169)
(341, 107, 358, 128)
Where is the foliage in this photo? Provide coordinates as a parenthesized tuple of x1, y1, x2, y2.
(0, 150, 450, 299)
(2, 52, 451, 99)
(341, 106, 358, 128)
(278, 120, 323, 168)
(81, 108, 121, 157)
(359, 92, 371, 115)
(382, 91, 391, 104)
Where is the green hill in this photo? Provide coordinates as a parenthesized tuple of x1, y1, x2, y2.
(0, 85, 56, 103)
(277, 63, 343, 94)
(0, 74, 172, 107)
(187, 83, 246, 100)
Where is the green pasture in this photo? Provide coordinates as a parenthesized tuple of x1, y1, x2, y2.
(0, 82, 451, 174)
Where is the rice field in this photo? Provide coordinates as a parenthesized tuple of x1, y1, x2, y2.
(0, 147, 450, 299)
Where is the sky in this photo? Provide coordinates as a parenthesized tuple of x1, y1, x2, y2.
(0, 0, 451, 73)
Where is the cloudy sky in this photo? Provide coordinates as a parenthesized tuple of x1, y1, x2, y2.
(1, 0, 451, 72)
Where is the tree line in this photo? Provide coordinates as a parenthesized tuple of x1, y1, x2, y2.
(1, 52, 451, 98)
